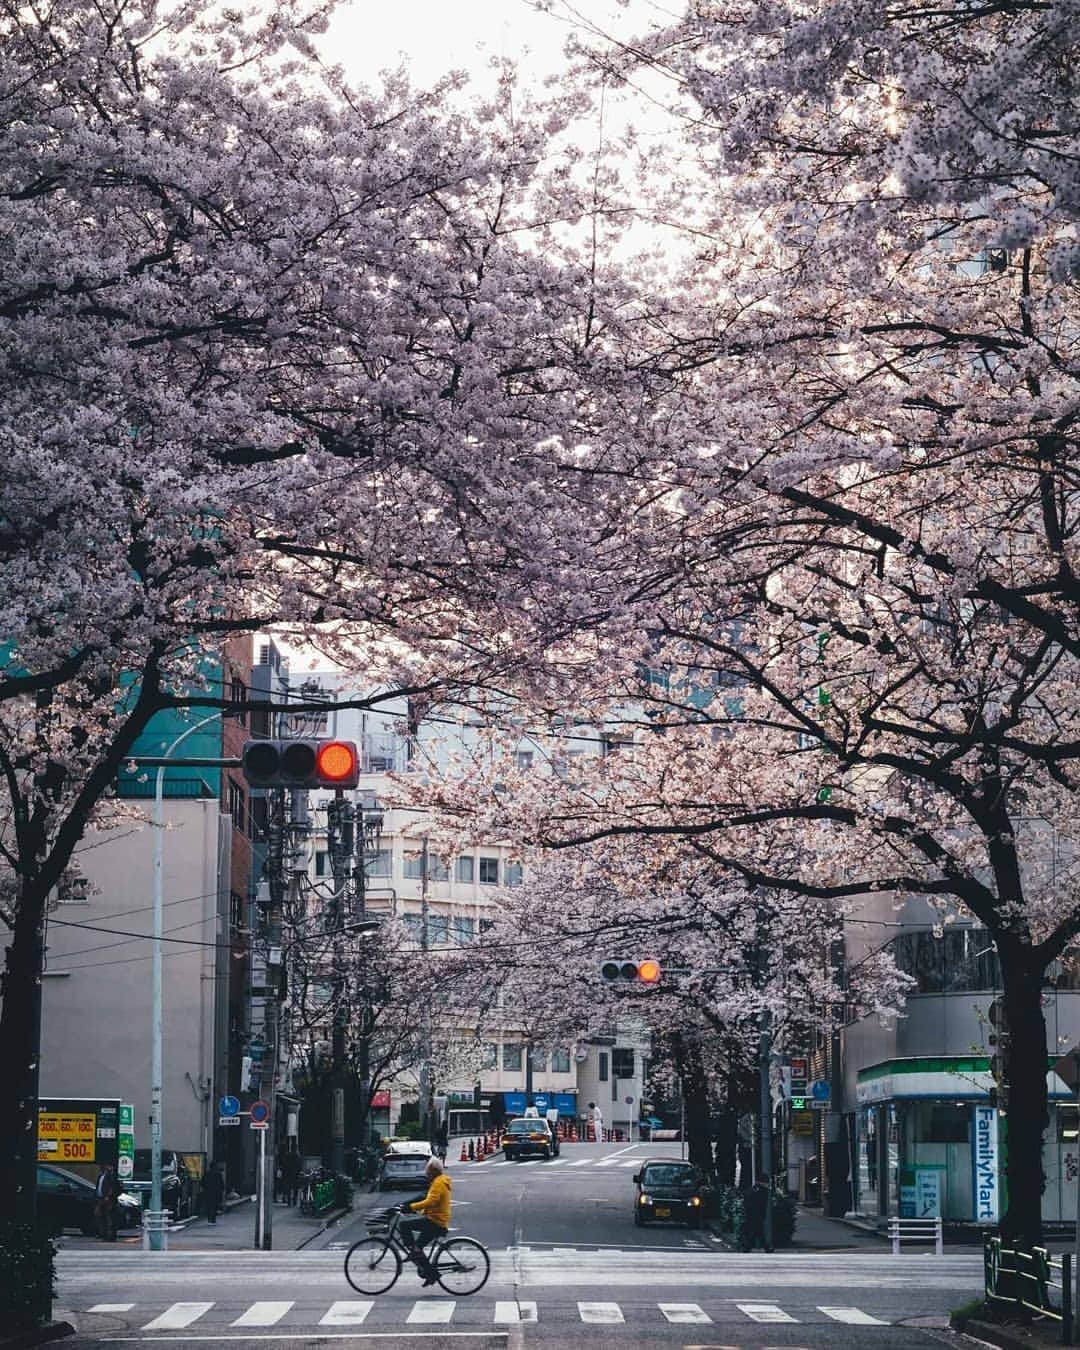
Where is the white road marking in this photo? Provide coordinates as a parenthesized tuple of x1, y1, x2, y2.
(569, 1159, 592, 1167)
(89, 1304, 134, 1313)
(231, 1302, 294, 1327)
(820, 1306, 887, 1325)
(141, 1303, 214, 1330)
(660, 1303, 712, 1323)
(406, 1301, 456, 1324)
(619, 1161, 640, 1168)
(736, 1303, 798, 1323)
(494, 1301, 537, 1323)
(318, 1302, 373, 1326)
(578, 1301, 625, 1323)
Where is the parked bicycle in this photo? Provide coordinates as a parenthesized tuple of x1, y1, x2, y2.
(344, 1206, 490, 1296)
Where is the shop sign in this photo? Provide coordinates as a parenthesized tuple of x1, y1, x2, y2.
(371, 1091, 391, 1109)
(117, 1104, 135, 1180)
(792, 1111, 815, 1136)
(973, 1104, 1000, 1223)
(37, 1111, 96, 1163)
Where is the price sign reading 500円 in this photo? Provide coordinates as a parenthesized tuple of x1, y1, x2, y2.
(38, 1112, 97, 1163)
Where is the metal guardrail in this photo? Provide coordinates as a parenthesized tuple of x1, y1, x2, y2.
(985, 1237, 1073, 1343)
(888, 1216, 943, 1256)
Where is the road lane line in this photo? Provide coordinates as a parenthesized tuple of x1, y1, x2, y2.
(406, 1300, 455, 1323)
(568, 1159, 592, 1166)
(231, 1303, 294, 1328)
(659, 1303, 711, 1323)
(319, 1302, 373, 1326)
(494, 1301, 537, 1323)
(736, 1303, 798, 1323)
(141, 1303, 214, 1330)
(90, 1305, 135, 1313)
(820, 1306, 886, 1325)
(578, 1302, 624, 1324)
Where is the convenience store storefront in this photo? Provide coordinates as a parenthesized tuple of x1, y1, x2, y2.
(854, 1057, 1076, 1222)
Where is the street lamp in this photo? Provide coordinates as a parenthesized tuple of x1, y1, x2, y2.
(147, 713, 219, 1251)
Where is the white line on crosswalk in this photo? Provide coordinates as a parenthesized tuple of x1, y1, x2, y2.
(318, 1302, 373, 1326)
(89, 1304, 134, 1313)
(736, 1303, 798, 1323)
(230, 1302, 293, 1328)
(141, 1303, 214, 1330)
(406, 1300, 456, 1324)
(659, 1303, 711, 1324)
(578, 1301, 625, 1324)
(820, 1306, 887, 1325)
(494, 1301, 538, 1323)
(569, 1158, 593, 1166)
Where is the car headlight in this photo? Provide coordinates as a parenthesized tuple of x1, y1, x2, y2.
(639, 1194, 652, 1205)
(689, 1196, 701, 1207)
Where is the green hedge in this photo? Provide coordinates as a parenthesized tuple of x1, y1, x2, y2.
(711, 1185, 797, 1249)
(0, 1220, 56, 1330)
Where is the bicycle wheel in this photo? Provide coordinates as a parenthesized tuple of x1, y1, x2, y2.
(344, 1237, 402, 1295)
(435, 1237, 490, 1295)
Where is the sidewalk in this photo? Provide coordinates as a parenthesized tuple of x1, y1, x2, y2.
(161, 1193, 351, 1251)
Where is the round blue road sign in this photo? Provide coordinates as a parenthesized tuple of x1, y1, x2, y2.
(219, 1094, 240, 1117)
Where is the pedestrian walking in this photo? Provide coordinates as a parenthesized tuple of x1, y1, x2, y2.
(740, 1180, 773, 1252)
(95, 1163, 118, 1241)
(589, 1102, 604, 1143)
(203, 1160, 225, 1224)
(281, 1145, 302, 1206)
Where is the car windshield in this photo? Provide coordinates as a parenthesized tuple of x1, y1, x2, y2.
(509, 1121, 546, 1134)
(641, 1165, 695, 1187)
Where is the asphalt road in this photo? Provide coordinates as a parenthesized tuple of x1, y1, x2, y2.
(54, 1142, 982, 1349)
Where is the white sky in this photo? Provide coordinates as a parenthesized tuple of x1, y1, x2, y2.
(320, 0, 668, 93)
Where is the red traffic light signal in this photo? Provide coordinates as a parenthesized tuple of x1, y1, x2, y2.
(241, 739, 360, 789)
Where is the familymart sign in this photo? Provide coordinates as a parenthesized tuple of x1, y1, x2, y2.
(973, 1105, 1000, 1224)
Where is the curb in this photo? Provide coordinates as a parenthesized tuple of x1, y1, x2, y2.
(295, 1206, 350, 1250)
(0, 1322, 75, 1350)
(962, 1319, 1057, 1350)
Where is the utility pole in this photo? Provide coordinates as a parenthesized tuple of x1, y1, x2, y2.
(760, 1007, 774, 1249)
(327, 793, 354, 1176)
(418, 837, 432, 1139)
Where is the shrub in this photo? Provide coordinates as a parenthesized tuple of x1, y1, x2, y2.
(0, 1220, 56, 1330)
(712, 1184, 797, 1248)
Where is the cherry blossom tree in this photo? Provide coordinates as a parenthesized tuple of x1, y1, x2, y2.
(0, 0, 661, 1221)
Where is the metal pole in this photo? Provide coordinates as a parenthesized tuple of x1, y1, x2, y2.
(418, 838, 432, 1138)
(1074, 1084, 1080, 1327)
(761, 1007, 774, 1250)
(256, 1125, 266, 1244)
(681, 1096, 687, 1161)
(151, 712, 217, 1252)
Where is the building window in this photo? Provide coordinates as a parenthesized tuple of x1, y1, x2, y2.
(228, 780, 246, 834)
(453, 916, 475, 945)
(366, 848, 391, 878)
(502, 1042, 522, 1071)
(229, 676, 246, 725)
(892, 926, 1002, 994)
(598, 1052, 609, 1082)
(428, 913, 448, 944)
(455, 856, 475, 883)
(428, 855, 450, 881)
(612, 1048, 635, 1079)
(505, 860, 523, 888)
(403, 914, 423, 940)
(479, 856, 499, 885)
(529, 1046, 547, 1072)
(514, 750, 534, 771)
(315, 850, 330, 878)
(403, 851, 423, 880)
(481, 1042, 498, 1070)
(479, 917, 495, 935)
(551, 1048, 571, 1074)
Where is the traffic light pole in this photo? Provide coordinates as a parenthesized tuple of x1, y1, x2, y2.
(328, 792, 353, 1176)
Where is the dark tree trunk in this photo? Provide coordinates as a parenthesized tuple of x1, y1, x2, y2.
(999, 945, 1049, 1251)
(713, 1109, 738, 1185)
(0, 878, 47, 1223)
(672, 1035, 713, 1175)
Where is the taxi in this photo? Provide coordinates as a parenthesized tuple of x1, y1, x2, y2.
(501, 1117, 555, 1161)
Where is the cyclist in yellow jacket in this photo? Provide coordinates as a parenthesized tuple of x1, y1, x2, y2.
(400, 1157, 451, 1285)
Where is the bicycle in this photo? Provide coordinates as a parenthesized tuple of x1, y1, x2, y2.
(344, 1206, 490, 1296)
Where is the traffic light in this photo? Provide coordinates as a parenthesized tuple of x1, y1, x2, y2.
(241, 739, 360, 789)
(599, 958, 662, 987)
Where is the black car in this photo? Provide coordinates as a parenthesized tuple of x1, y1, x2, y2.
(501, 1117, 555, 1161)
(130, 1149, 194, 1220)
(632, 1159, 709, 1227)
(36, 1164, 142, 1236)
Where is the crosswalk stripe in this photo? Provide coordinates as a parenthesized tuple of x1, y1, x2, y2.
(406, 1301, 455, 1324)
(319, 1302, 373, 1326)
(578, 1301, 625, 1324)
(820, 1306, 887, 1325)
(231, 1302, 294, 1327)
(89, 1304, 134, 1313)
(659, 1303, 711, 1324)
(494, 1301, 537, 1323)
(569, 1158, 593, 1166)
(141, 1303, 214, 1330)
(736, 1303, 798, 1323)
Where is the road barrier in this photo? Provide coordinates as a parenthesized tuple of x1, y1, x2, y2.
(985, 1237, 1073, 1342)
(888, 1215, 943, 1256)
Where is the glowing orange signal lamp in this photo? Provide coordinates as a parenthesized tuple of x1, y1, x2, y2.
(316, 740, 359, 784)
(637, 958, 662, 986)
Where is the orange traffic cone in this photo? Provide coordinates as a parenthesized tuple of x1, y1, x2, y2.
(570, 1124, 577, 1142)
(460, 1141, 468, 1162)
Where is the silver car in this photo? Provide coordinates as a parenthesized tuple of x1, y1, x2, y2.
(377, 1140, 433, 1192)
